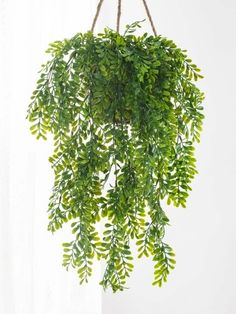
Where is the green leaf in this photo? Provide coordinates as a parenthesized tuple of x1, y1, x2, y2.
(27, 22, 204, 293)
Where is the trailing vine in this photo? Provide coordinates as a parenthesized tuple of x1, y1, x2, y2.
(27, 21, 204, 292)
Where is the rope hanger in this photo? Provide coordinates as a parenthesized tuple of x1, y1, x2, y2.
(91, 0, 157, 36)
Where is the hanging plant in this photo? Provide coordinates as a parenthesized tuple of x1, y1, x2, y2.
(27, 1, 204, 292)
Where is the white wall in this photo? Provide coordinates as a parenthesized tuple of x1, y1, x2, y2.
(102, 0, 236, 313)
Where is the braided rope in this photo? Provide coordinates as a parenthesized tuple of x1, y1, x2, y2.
(141, 0, 157, 36)
(91, 0, 105, 32)
(91, 0, 157, 36)
(116, 0, 122, 33)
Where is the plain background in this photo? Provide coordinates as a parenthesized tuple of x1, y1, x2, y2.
(1, 1, 236, 314)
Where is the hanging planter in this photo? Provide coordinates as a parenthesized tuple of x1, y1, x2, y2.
(27, 0, 204, 292)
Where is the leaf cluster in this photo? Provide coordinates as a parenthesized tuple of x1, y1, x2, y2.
(27, 22, 204, 292)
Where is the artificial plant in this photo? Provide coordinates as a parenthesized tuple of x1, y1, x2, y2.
(27, 19, 204, 292)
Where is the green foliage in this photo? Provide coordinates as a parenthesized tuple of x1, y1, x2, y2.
(27, 22, 204, 292)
